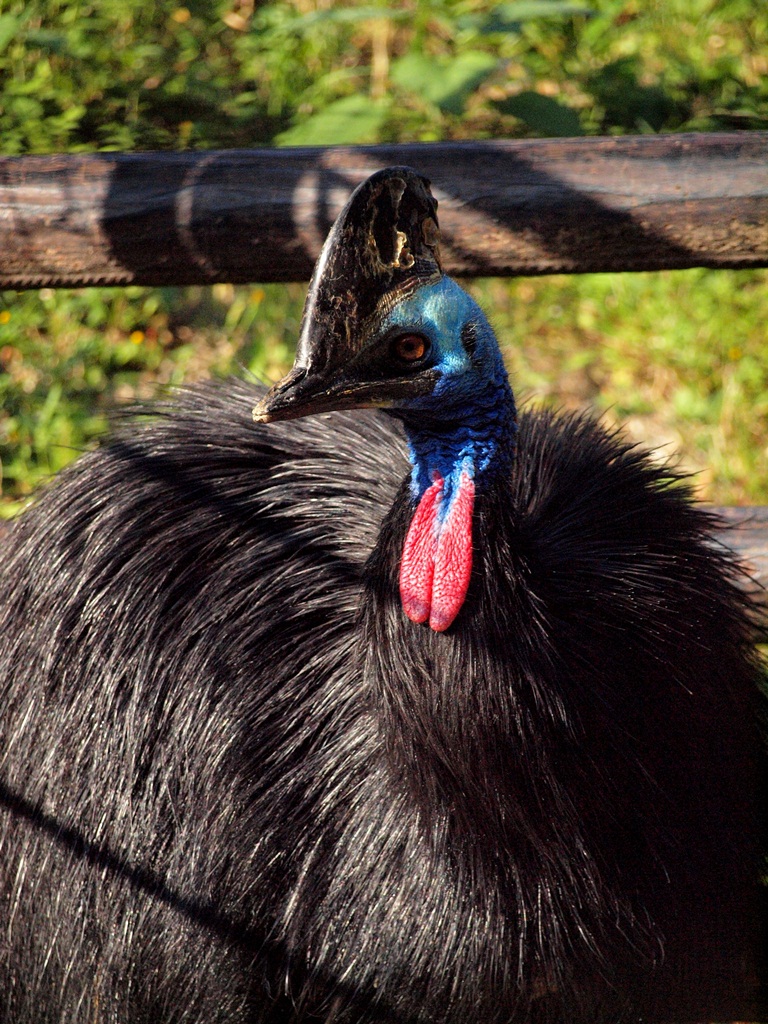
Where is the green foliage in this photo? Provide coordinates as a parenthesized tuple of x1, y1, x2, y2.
(473, 269, 768, 504)
(1, 0, 767, 510)
(277, 94, 390, 145)
(3, 0, 766, 152)
(493, 91, 583, 135)
(0, 283, 299, 513)
(390, 50, 498, 117)
(0, 0, 285, 153)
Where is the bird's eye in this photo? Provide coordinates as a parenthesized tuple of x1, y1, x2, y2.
(392, 334, 428, 364)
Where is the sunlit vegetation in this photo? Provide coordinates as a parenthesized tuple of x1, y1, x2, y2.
(1, 0, 766, 511)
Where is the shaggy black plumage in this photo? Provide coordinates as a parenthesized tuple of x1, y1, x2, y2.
(0, 378, 761, 1023)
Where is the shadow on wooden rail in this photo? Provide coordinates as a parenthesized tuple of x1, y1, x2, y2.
(0, 132, 767, 288)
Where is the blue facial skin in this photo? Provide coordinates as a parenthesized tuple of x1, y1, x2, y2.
(381, 276, 517, 511)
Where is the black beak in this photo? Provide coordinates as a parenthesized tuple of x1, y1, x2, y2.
(251, 365, 439, 423)
(253, 167, 442, 424)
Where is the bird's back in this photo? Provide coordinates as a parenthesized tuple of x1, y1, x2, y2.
(0, 377, 761, 1023)
(0, 379, 408, 1021)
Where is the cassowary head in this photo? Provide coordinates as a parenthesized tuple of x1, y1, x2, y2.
(253, 167, 516, 632)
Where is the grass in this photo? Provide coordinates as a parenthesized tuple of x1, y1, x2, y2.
(474, 268, 768, 505)
(2, 266, 766, 515)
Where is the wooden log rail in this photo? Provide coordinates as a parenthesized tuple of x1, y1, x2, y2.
(0, 132, 767, 288)
(0, 133, 766, 627)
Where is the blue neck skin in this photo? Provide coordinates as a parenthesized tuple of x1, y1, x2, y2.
(381, 277, 517, 512)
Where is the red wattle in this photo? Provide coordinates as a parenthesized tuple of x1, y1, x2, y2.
(430, 471, 475, 632)
(399, 476, 443, 624)
(400, 469, 475, 632)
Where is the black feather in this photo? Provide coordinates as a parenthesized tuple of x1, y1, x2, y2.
(0, 378, 761, 1022)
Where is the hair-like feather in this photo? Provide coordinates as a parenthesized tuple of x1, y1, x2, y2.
(0, 377, 761, 1023)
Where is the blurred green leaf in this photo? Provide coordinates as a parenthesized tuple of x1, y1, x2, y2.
(0, 14, 19, 55)
(273, 6, 409, 32)
(275, 95, 390, 146)
(495, 0, 592, 16)
(468, 1, 592, 33)
(25, 29, 69, 55)
(391, 50, 498, 114)
(587, 58, 684, 133)
(494, 91, 583, 135)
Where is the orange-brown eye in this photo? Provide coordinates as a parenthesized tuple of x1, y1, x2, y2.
(393, 334, 428, 363)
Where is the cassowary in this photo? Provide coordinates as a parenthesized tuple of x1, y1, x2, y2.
(0, 167, 762, 1023)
